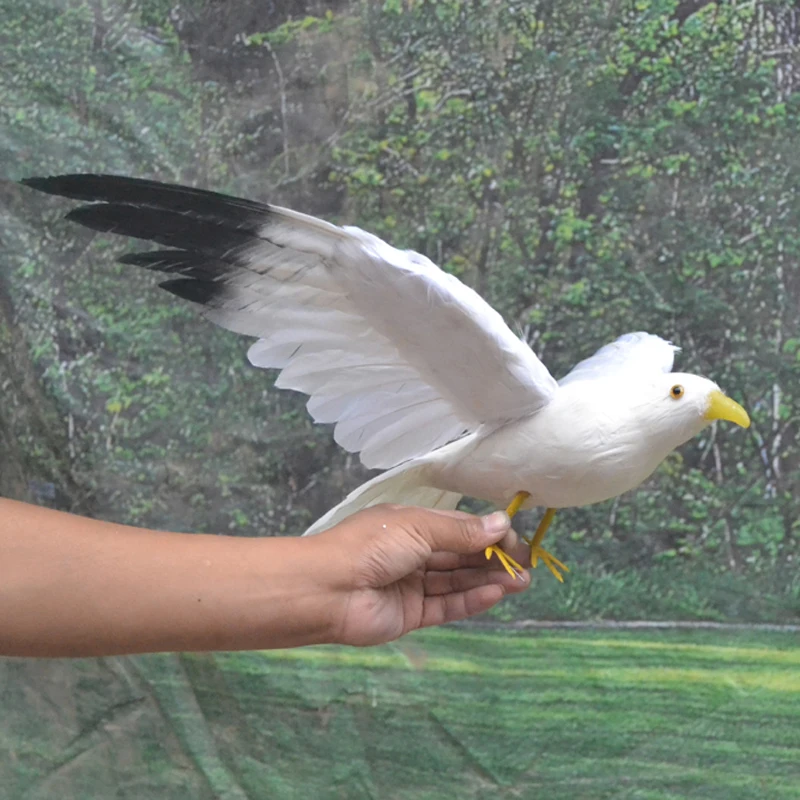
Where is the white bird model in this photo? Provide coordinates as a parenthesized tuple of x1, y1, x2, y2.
(24, 175, 751, 580)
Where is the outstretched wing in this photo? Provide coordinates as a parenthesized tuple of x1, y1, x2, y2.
(559, 331, 679, 386)
(25, 174, 557, 469)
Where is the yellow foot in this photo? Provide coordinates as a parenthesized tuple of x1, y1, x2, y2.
(484, 545, 525, 580)
(529, 545, 570, 583)
(520, 506, 569, 582)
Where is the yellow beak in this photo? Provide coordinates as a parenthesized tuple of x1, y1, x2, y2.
(705, 390, 750, 428)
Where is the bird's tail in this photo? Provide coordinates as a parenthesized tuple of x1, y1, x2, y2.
(303, 461, 462, 536)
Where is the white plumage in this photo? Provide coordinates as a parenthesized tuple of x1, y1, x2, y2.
(24, 175, 750, 574)
(240, 218, 559, 469)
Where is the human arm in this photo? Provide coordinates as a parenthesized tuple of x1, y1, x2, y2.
(0, 498, 529, 657)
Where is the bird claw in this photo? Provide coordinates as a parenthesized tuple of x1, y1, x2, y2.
(484, 545, 526, 580)
(527, 543, 569, 583)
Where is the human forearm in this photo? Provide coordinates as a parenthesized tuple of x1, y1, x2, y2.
(0, 499, 334, 657)
(1, 499, 527, 657)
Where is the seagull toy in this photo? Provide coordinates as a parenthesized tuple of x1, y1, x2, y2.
(23, 175, 751, 580)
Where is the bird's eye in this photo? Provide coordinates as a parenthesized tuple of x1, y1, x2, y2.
(670, 384, 685, 400)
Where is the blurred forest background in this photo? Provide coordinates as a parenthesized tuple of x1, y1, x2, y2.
(2, 2, 800, 798)
(3, 0, 798, 620)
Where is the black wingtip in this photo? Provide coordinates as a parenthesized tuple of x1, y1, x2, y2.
(21, 174, 115, 201)
(20, 173, 272, 220)
(21, 176, 67, 197)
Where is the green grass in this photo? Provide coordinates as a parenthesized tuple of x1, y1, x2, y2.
(167, 627, 800, 800)
(5, 627, 799, 799)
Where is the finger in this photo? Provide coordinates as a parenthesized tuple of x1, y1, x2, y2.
(424, 566, 530, 596)
(419, 585, 505, 629)
(426, 529, 531, 571)
(402, 508, 511, 556)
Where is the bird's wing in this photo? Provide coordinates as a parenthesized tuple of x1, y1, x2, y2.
(559, 331, 679, 386)
(25, 174, 557, 469)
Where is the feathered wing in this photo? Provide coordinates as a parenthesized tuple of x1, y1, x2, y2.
(25, 174, 558, 470)
(303, 462, 463, 536)
(559, 331, 679, 387)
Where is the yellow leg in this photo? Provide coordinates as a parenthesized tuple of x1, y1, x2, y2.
(506, 490, 530, 518)
(484, 491, 530, 580)
(525, 508, 569, 583)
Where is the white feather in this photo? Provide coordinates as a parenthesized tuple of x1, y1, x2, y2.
(303, 461, 462, 536)
(559, 332, 679, 387)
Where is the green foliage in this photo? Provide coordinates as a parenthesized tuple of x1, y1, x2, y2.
(2, 0, 343, 535)
(322, 0, 799, 573)
(2, 0, 798, 581)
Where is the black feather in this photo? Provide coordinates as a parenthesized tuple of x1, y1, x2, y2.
(22, 174, 270, 226)
(119, 250, 231, 281)
(117, 250, 197, 269)
(65, 203, 256, 253)
(160, 279, 226, 306)
(22, 174, 279, 313)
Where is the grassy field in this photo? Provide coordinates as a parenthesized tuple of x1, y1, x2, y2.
(5, 627, 798, 799)
(151, 627, 800, 800)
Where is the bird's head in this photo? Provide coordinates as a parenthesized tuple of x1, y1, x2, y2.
(636, 373, 750, 448)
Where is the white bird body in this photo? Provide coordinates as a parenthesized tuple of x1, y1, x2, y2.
(430, 372, 719, 508)
(23, 174, 750, 553)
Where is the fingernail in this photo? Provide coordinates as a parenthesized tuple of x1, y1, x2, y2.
(482, 511, 510, 535)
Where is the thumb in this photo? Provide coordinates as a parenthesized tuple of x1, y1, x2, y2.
(408, 509, 511, 554)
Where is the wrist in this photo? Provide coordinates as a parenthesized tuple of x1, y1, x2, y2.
(243, 534, 344, 649)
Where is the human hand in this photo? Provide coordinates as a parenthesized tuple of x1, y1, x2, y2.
(313, 505, 531, 647)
